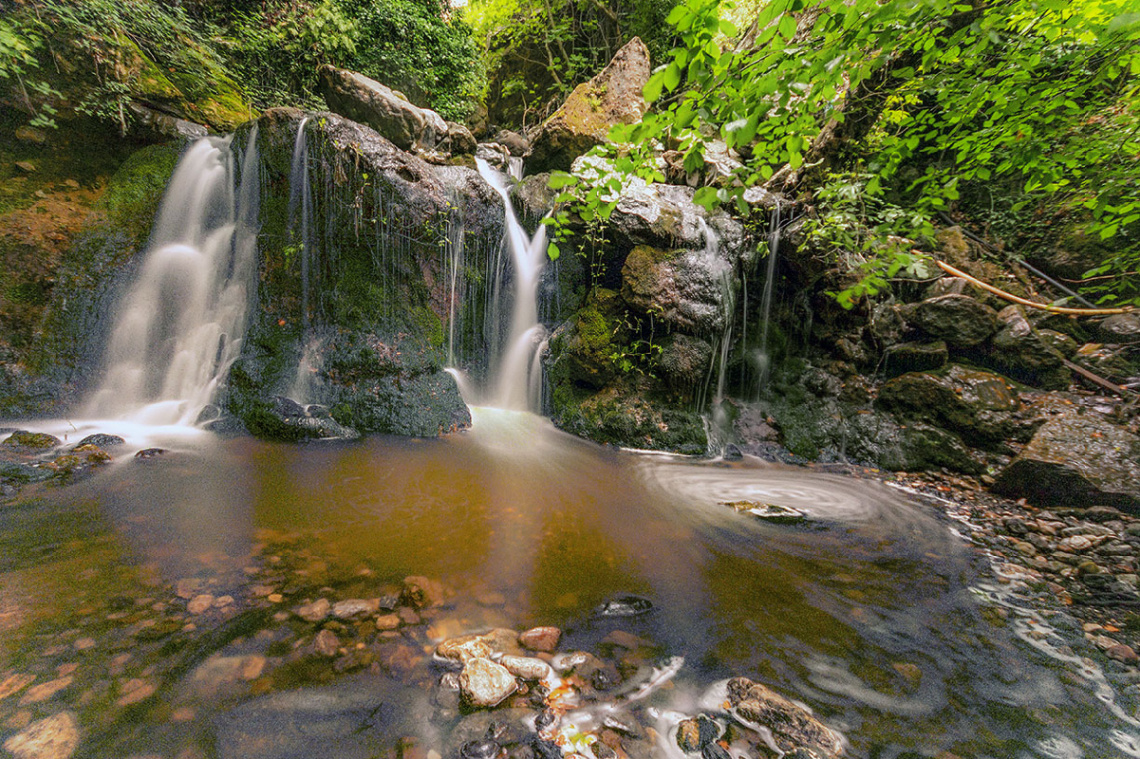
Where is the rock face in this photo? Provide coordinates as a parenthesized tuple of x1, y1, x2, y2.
(622, 245, 732, 333)
(726, 678, 842, 758)
(993, 416, 1140, 511)
(526, 37, 651, 173)
(318, 65, 447, 152)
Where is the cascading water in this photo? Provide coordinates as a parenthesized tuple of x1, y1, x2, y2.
(84, 130, 260, 426)
(468, 158, 548, 411)
(288, 117, 314, 334)
(696, 218, 737, 455)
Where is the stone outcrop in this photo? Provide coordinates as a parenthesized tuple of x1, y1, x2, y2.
(318, 65, 449, 152)
(902, 293, 998, 347)
(526, 37, 651, 173)
(993, 416, 1140, 511)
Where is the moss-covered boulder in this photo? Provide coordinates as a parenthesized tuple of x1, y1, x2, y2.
(526, 38, 651, 173)
(901, 294, 998, 348)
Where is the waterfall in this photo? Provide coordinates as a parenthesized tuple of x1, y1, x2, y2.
(288, 117, 314, 333)
(754, 200, 781, 397)
(697, 218, 736, 455)
(84, 130, 260, 426)
(470, 158, 548, 411)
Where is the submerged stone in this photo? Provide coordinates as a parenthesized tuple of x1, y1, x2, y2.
(726, 677, 842, 758)
(723, 501, 806, 524)
(459, 658, 517, 708)
(593, 595, 654, 618)
(2, 430, 61, 450)
(2, 711, 79, 759)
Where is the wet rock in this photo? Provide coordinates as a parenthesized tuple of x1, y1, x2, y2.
(1099, 313, 1140, 344)
(19, 676, 72, 705)
(188, 594, 215, 614)
(519, 626, 561, 653)
(494, 130, 529, 157)
(295, 598, 331, 623)
(116, 678, 156, 706)
(459, 658, 517, 708)
(314, 629, 340, 657)
(447, 122, 478, 155)
(992, 416, 1140, 511)
(0, 673, 36, 701)
(882, 341, 948, 379)
(526, 38, 651, 173)
(127, 102, 209, 141)
(658, 333, 715, 391)
(726, 677, 842, 758)
(332, 598, 378, 619)
(476, 143, 510, 170)
(318, 65, 446, 151)
(593, 595, 654, 617)
(875, 364, 1023, 449)
(902, 294, 998, 347)
(401, 575, 444, 608)
(3, 430, 61, 451)
(3, 711, 79, 759)
(986, 306, 1070, 389)
(724, 500, 806, 524)
(375, 614, 401, 631)
(74, 433, 124, 448)
(134, 448, 167, 459)
(499, 655, 550, 681)
(461, 739, 504, 759)
(437, 635, 494, 665)
(621, 245, 733, 333)
(607, 182, 747, 262)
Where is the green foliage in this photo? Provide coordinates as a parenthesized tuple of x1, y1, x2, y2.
(551, 0, 1140, 305)
(223, 0, 483, 120)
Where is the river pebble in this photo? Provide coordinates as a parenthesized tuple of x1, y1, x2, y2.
(2, 712, 79, 759)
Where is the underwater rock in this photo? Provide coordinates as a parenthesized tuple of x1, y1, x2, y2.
(992, 416, 1140, 512)
(2, 711, 80, 759)
(902, 294, 998, 347)
(526, 37, 651, 173)
(725, 677, 842, 759)
(593, 595, 654, 618)
(74, 433, 124, 448)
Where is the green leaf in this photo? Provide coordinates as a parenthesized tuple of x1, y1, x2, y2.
(547, 242, 561, 261)
(643, 71, 665, 103)
(778, 14, 798, 40)
(664, 62, 682, 92)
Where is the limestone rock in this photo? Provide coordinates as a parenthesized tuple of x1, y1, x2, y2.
(318, 65, 445, 151)
(526, 38, 651, 173)
(903, 294, 998, 347)
(459, 658, 517, 708)
(3, 712, 80, 759)
(726, 678, 842, 758)
(992, 416, 1140, 511)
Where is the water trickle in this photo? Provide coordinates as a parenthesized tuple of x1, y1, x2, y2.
(288, 117, 315, 333)
(85, 130, 260, 425)
(696, 218, 736, 455)
(468, 158, 549, 411)
(754, 200, 781, 397)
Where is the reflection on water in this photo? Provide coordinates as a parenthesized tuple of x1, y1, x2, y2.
(1, 409, 1137, 757)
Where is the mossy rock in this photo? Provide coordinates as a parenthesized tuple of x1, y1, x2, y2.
(2, 430, 61, 450)
(98, 143, 182, 240)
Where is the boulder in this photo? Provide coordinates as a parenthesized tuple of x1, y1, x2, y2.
(992, 416, 1140, 511)
(127, 102, 208, 142)
(459, 658, 517, 708)
(317, 65, 446, 152)
(445, 122, 478, 155)
(882, 341, 948, 378)
(658, 333, 715, 391)
(607, 182, 748, 261)
(1099, 313, 1140, 344)
(902, 294, 998, 347)
(875, 364, 1025, 449)
(526, 37, 651, 173)
(493, 129, 529, 157)
(726, 678, 842, 759)
(986, 305, 1071, 389)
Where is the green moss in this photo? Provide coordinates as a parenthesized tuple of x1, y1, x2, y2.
(410, 306, 445, 348)
(98, 143, 181, 241)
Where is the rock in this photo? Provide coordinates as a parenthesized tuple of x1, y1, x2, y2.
(903, 294, 998, 347)
(1099, 313, 1140, 344)
(437, 635, 494, 665)
(726, 677, 842, 758)
(658, 334, 715, 391)
(19, 677, 72, 705)
(875, 364, 1023, 449)
(986, 306, 1070, 389)
(461, 739, 504, 759)
(314, 629, 340, 657)
(116, 678, 156, 706)
(475, 142, 510, 170)
(498, 655, 550, 681)
(446, 122, 478, 155)
(992, 416, 1140, 511)
(401, 575, 444, 608)
(882, 341, 948, 378)
(127, 102, 209, 141)
(376, 614, 401, 631)
(3, 712, 80, 759)
(3, 430, 61, 450)
(459, 658, 517, 708)
(74, 433, 124, 448)
(593, 595, 654, 618)
(526, 37, 651, 173)
(621, 245, 733, 334)
(295, 598, 331, 623)
(15, 161, 36, 174)
(518, 626, 561, 653)
(607, 182, 747, 261)
(318, 65, 446, 151)
(14, 126, 49, 145)
(1108, 644, 1139, 663)
(332, 598, 378, 619)
(493, 130, 529, 157)
(677, 718, 703, 752)
(187, 594, 215, 614)
(135, 448, 167, 459)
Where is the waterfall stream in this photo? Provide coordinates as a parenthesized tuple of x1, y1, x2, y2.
(83, 130, 260, 426)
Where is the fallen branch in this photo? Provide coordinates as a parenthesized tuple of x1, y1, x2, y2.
(934, 260, 1135, 315)
(1062, 358, 1138, 399)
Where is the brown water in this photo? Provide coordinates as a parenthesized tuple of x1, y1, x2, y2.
(2, 409, 1138, 759)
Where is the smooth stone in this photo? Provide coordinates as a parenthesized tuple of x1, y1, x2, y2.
(3, 712, 80, 759)
(726, 677, 843, 758)
(19, 676, 72, 705)
(436, 635, 493, 665)
(75, 434, 125, 448)
(460, 739, 502, 759)
(296, 598, 331, 623)
(518, 626, 561, 653)
(375, 614, 401, 631)
(314, 629, 340, 657)
(499, 655, 550, 681)
(116, 678, 156, 706)
(593, 595, 654, 617)
(332, 598, 378, 619)
(459, 658, 517, 708)
(188, 594, 215, 614)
